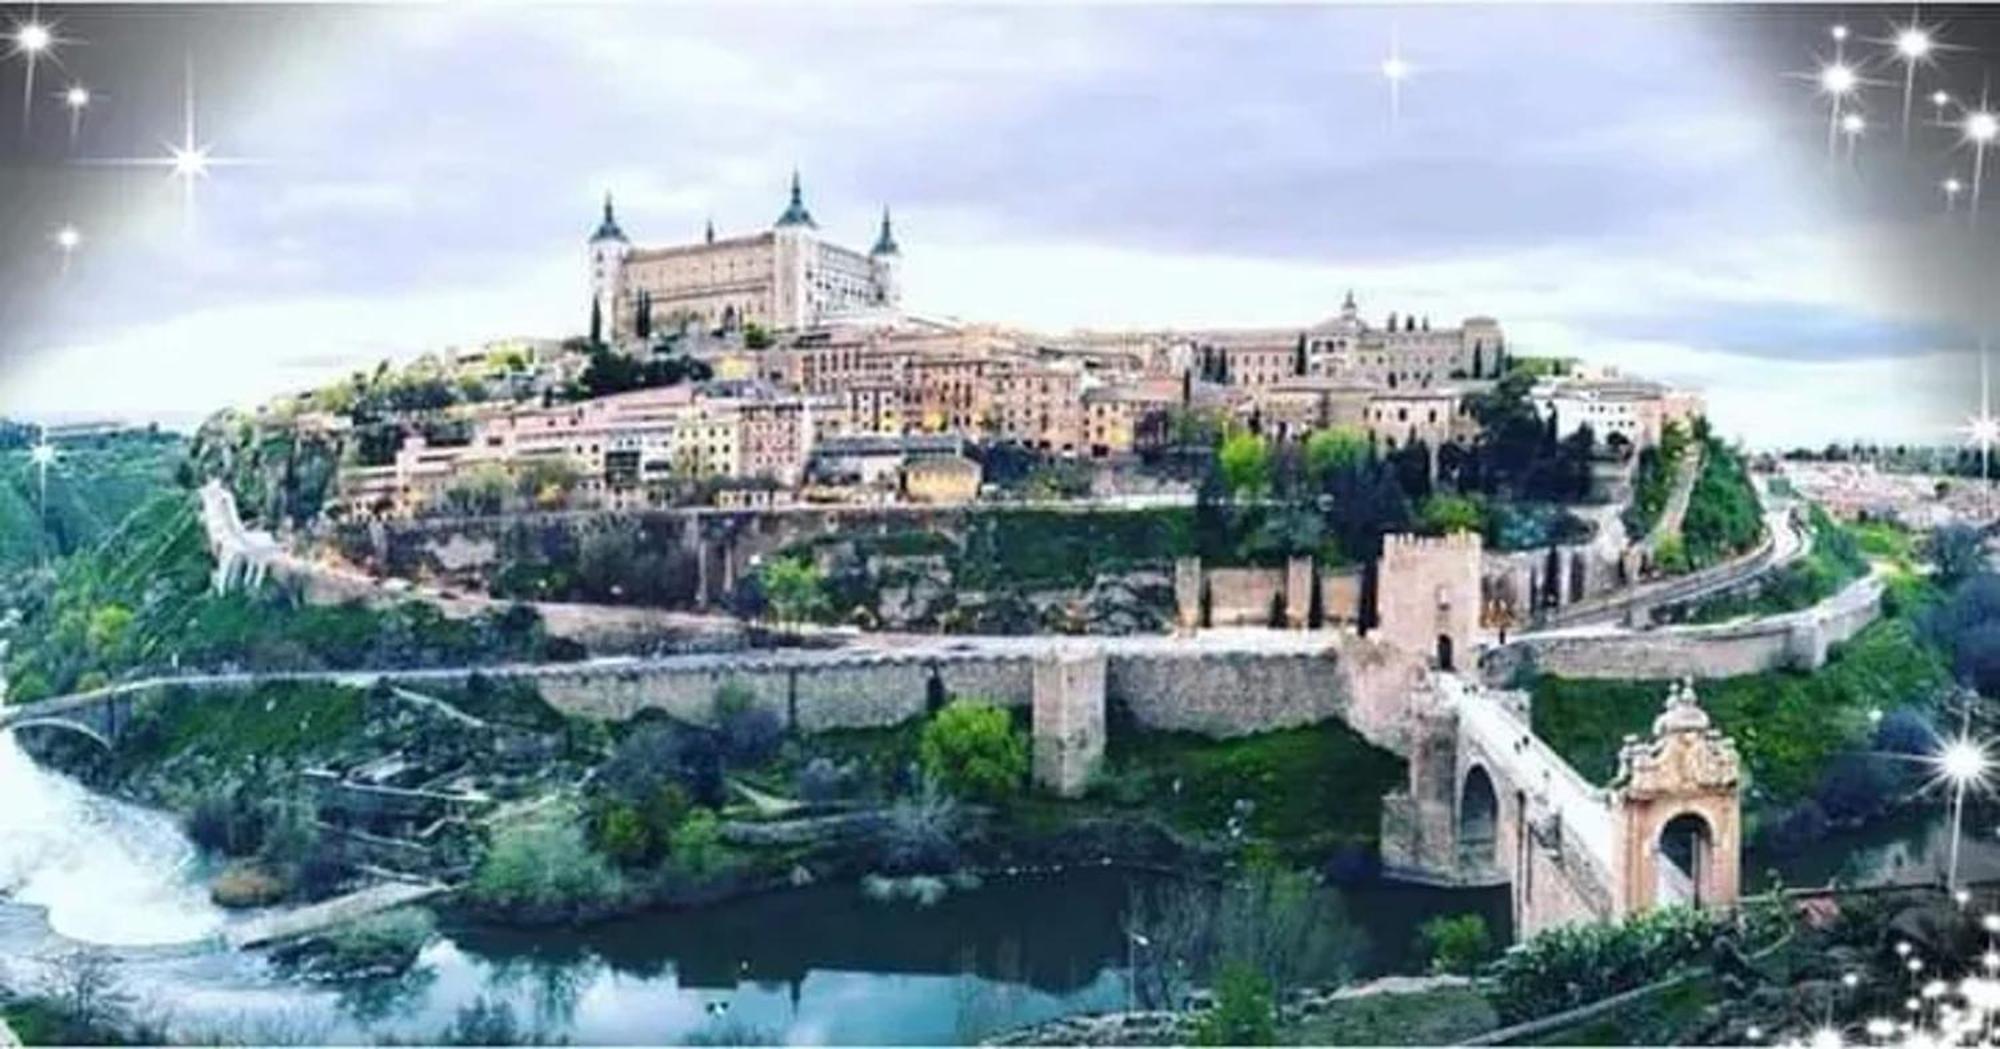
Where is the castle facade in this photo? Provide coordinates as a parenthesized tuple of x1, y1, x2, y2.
(589, 172, 901, 343)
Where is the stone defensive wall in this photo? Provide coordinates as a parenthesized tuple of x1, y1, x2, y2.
(526, 635, 1424, 749)
(2, 632, 1428, 757)
(1485, 570, 1884, 684)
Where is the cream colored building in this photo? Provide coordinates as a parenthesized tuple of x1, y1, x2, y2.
(589, 173, 901, 343)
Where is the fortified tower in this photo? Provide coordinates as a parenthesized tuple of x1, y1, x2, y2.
(772, 169, 818, 330)
(1376, 532, 1483, 671)
(869, 207, 902, 309)
(1610, 681, 1743, 914)
(587, 193, 630, 344)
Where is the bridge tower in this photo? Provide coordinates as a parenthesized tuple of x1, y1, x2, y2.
(1376, 533, 1482, 671)
(1609, 681, 1743, 914)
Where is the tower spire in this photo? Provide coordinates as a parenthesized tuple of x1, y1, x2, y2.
(590, 190, 627, 243)
(775, 168, 817, 229)
(871, 206, 900, 256)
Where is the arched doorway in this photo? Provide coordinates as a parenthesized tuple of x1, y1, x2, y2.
(1459, 765, 1499, 871)
(1657, 812, 1715, 906)
(1436, 633, 1456, 671)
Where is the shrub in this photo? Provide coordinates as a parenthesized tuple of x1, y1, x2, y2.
(1417, 913, 1494, 975)
(796, 757, 848, 803)
(1488, 906, 1724, 1023)
(1192, 962, 1278, 1046)
(469, 820, 622, 918)
(316, 908, 436, 979)
(211, 863, 287, 908)
(877, 775, 961, 874)
(918, 698, 1027, 803)
(669, 808, 724, 877)
(715, 684, 784, 767)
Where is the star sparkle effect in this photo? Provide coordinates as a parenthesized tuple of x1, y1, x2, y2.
(61, 80, 89, 145)
(52, 222, 79, 275)
(1885, 17, 1942, 145)
(1380, 29, 1412, 126)
(1965, 105, 1998, 226)
(7, 10, 68, 136)
(86, 54, 257, 232)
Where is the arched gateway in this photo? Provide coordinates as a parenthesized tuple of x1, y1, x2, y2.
(1610, 680, 1743, 914)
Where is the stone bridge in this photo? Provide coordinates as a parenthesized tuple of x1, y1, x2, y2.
(1383, 675, 1742, 937)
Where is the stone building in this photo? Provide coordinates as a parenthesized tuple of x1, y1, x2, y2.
(589, 174, 901, 342)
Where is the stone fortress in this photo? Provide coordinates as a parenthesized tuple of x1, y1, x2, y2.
(589, 172, 902, 342)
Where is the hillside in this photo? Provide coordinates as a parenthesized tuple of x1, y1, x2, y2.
(0, 429, 185, 571)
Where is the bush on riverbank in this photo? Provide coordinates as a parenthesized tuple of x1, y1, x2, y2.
(467, 819, 625, 923)
(1417, 913, 1494, 975)
(919, 698, 1028, 803)
(274, 907, 437, 981)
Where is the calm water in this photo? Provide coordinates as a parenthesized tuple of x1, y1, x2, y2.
(0, 735, 1511, 1045)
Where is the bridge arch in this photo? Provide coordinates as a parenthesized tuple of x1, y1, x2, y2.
(1458, 763, 1500, 871)
(3, 718, 114, 752)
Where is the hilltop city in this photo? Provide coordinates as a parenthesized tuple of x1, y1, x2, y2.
(228, 173, 1705, 523)
(0, 168, 1992, 1049)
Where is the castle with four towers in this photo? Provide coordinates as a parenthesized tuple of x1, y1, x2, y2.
(588, 172, 902, 344)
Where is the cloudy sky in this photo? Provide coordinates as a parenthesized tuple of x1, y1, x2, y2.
(0, 3, 1994, 448)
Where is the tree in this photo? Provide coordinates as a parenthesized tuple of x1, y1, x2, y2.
(1218, 431, 1272, 498)
(743, 322, 774, 350)
(919, 698, 1028, 803)
(759, 555, 828, 626)
(1418, 913, 1494, 974)
(1419, 493, 1484, 536)
(1933, 524, 1985, 588)
(1304, 426, 1370, 482)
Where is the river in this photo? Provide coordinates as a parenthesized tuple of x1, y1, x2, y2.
(0, 733, 1508, 1045)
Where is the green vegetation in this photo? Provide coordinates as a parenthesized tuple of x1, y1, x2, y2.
(1285, 985, 1499, 1046)
(0, 429, 183, 572)
(1417, 912, 1495, 975)
(1191, 962, 1278, 1046)
(1487, 906, 1734, 1024)
(469, 819, 625, 921)
(1218, 432, 1274, 498)
(1677, 430, 1766, 570)
(1104, 723, 1404, 862)
(119, 682, 367, 767)
(918, 698, 1029, 803)
(957, 507, 1197, 587)
(1418, 492, 1484, 536)
(3, 493, 578, 702)
(1533, 583, 1950, 861)
(1679, 505, 1868, 624)
(758, 555, 829, 625)
(1622, 419, 1690, 541)
(299, 907, 437, 979)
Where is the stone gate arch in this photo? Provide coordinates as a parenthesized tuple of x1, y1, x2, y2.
(1656, 810, 1717, 906)
(1610, 681, 1742, 915)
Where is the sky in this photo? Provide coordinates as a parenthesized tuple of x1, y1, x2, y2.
(0, 3, 1995, 449)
